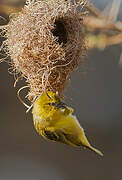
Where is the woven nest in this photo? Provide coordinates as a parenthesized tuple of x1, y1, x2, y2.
(3, 0, 86, 102)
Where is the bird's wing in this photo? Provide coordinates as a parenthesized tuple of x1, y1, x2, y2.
(41, 126, 80, 147)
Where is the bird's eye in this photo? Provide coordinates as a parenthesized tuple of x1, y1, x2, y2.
(48, 102, 56, 106)
(48, 101, 66, 109)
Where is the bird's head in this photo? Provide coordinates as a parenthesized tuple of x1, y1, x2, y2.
(32, 91, 64, 118)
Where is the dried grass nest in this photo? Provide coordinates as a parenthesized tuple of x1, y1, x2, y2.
(1, 0, 86, 103)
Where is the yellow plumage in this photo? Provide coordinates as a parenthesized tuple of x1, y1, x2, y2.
(32, 91, 103, 156)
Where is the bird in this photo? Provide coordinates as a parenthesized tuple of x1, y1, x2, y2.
(32, 91, 103, 156)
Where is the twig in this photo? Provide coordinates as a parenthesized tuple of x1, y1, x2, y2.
(86, 33, 122, 50)
(107, 34, 122, 46)
(83, 16, 122, 32)
(83, 0, 122, 32)
(84, 2, 101, 17)
(0, 4, 22, 15)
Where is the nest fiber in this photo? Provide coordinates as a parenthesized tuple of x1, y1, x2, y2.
(4, 0, 86, 101)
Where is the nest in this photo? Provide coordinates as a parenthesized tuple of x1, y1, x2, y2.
(3, 0, 86, 102)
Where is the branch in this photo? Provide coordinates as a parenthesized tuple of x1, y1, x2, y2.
(86, 33, 122, 50)
(0, 3, 22, 15)
(84, 16, 122, 32)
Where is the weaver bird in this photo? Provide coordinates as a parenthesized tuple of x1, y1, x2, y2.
(32, 91, 103, 156)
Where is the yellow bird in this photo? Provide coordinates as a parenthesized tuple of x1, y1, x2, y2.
(32, 91, 103, 156)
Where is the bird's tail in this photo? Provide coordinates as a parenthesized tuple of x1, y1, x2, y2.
(86, 144, 103, 156)
(80, 133, 103, 156)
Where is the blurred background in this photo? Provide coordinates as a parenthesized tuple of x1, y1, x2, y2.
(0, 0, 122, 180)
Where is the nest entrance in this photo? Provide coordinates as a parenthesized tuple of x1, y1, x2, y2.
(52, 19, 67, 45)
